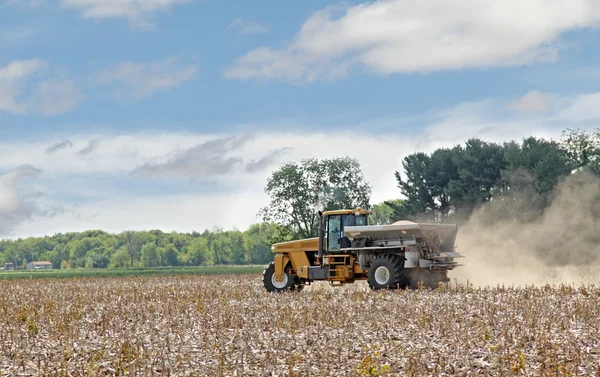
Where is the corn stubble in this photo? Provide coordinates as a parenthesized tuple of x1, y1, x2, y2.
(1, 275, 599, 376)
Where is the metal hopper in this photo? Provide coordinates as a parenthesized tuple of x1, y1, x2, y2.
(344, 221, 459, 253)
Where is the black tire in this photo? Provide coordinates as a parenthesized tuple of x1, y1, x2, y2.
(262, 261, 303, 293)
(367, 254, 407, 290)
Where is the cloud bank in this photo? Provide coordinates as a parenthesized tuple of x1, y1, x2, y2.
(0, 59, 82, 116)
(61, 0, 191, 30)
(0, 165, 43, 236)
(95, 56, 198, 101)
(3, 89, 600, 238)
(225, 0, 600, 83)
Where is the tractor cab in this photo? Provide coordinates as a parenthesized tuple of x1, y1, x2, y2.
(321, 208, 371, 253)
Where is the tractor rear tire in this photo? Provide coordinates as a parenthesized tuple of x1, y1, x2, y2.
(367, 254, 407, 290)
(262, 261, 303, 293)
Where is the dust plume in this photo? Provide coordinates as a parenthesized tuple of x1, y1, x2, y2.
(449, 171, 600, 287)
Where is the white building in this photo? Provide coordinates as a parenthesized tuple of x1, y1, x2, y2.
(26, 261, 53, 270)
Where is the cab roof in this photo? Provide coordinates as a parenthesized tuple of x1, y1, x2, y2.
(322, 207, 372, 216)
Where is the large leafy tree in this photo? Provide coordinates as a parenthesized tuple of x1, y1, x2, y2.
(496, 137, 574, 213)
(184, 237, 212, 266)
(260, 157, 371, 238)
(123, 231, 142, 268)
(395, 139, 506, 222)
(428, 147, 461, 219)
(369, 199, 407, 225)
(141, 243, 161, 267)
(394, 148, 461, 222)
(560, 128, 600, 174)
(243, 222, 290, 264)
(394, 152, 433, 220)
(446, 139, 506, 219)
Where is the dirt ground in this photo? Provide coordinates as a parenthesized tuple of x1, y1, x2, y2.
(1, 273, 599, 376)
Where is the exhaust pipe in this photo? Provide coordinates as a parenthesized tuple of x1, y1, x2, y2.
(317, 211, 324, 261)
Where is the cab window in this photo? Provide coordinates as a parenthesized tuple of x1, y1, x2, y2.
(327, 215, 341, 251)
(355, 215, 367, 226)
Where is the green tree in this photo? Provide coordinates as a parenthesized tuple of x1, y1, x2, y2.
(560, 128, 600, 174)
(84, 249, 110, 269)
(493, 137, 574, 219)
(395, 139, 506, 221)
(260, 157, 371, 238)
(123, 231, 142, 267)
(446, 139, 506, 220)
(228, 231, 246, 264)
(184, 237, 212, 266)
(110, 247, 131, 269)
(52, 244, 69, 268)
(428, 147, 461, 219)
(208, 230, 233, 265)
(369, 199, 407, 225)
(141, 243, 161, 267)
(19, 237, 54, 263)
(69, 237, 102, 268)
(159, 244, 179, 266)
(243, 222, 289, 264)
(394, 152, 434, 220)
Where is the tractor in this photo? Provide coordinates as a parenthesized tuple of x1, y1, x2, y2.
(262, 208, 463, 292)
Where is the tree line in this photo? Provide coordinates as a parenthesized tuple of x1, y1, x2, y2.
(390, 128, 600, 223)
(0, 224, 291, 270)
(1, 128, 598, 269)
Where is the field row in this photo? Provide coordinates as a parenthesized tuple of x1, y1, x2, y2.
(0, 265, 266, 280)
(1, 274, 599, 376)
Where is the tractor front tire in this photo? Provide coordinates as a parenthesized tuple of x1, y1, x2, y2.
(262, 261, 302, 293)
(367, 254, 407, 290)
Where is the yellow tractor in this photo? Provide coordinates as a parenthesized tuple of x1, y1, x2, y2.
(262, 208, 463, 292)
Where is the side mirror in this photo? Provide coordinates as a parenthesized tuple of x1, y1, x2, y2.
(318, 210, 323, 217)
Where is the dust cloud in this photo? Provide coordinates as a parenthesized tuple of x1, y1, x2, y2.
(449, 172, 600, 287)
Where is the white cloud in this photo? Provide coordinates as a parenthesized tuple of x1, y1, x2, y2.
(0, 59, 81, 116)
(96, 56, 198, 101)
(61, 0, 191, 30)
(13, 191, 267, 237)
(227, 18, 270, 35)
(0, 165, 44, 237)
(555, 92, 600, 122)
(4, 89, 600, 238)
(0, 59, 46, 82)
(0, 59, 46, 114)
(30, 77, 84, 115)
(225, 0, 600, 83)
(509, 90, 553, 113)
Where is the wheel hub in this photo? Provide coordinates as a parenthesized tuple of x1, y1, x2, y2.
(374, 266, 390, 285)
(271, 272, 288, 289)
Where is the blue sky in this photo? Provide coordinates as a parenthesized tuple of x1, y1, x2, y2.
(1, 0, 600, 238)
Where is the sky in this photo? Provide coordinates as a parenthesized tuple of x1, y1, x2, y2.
(1, 0, 600, 238)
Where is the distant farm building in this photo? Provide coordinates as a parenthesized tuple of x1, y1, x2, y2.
(26, 261, 53, 270)
(2, 263, 14, 270)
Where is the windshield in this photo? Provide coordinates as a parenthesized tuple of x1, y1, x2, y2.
(327, 214, 368, 251)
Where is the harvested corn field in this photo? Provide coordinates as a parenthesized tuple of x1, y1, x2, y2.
(1, 274, 600, 376)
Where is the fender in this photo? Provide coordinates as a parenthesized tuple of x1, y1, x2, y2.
(274, 253, 290, 283)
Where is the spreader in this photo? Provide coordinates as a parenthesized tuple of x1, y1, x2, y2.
(262, 208, 463, 292)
